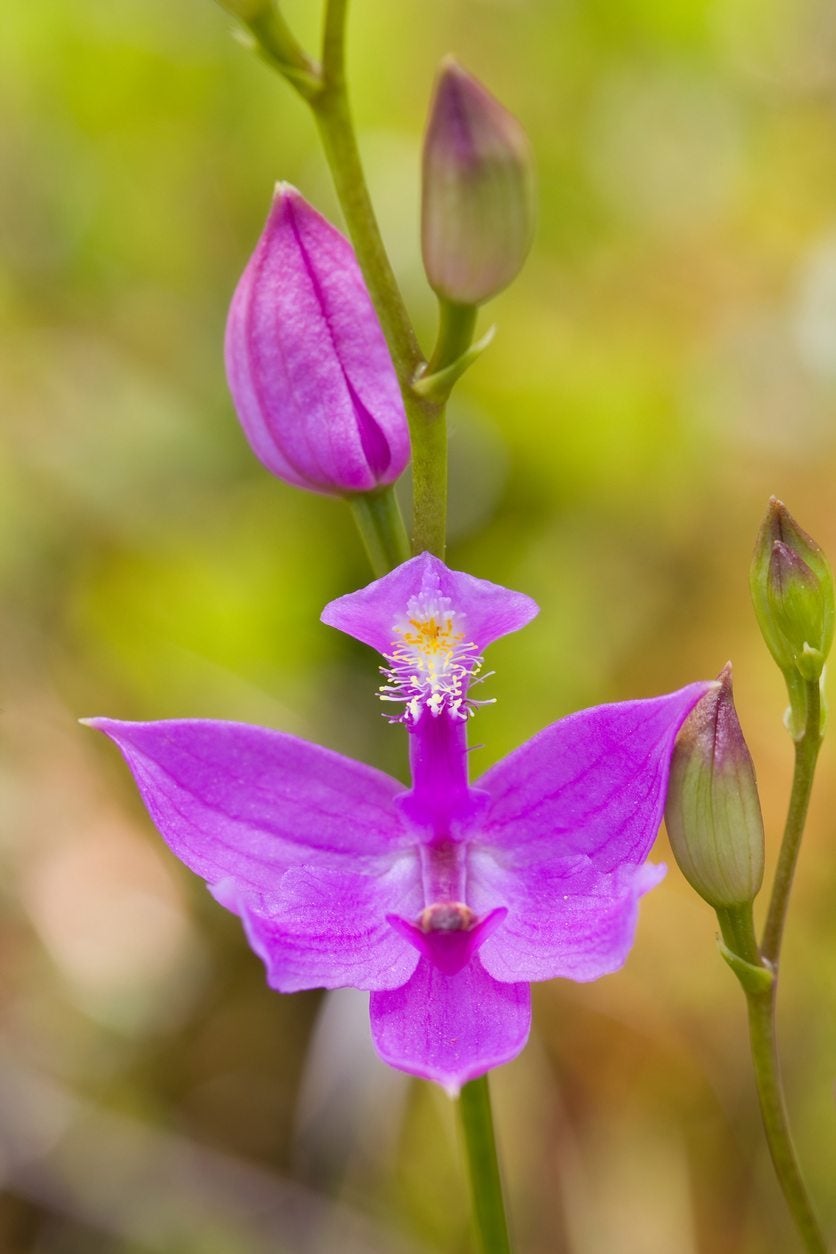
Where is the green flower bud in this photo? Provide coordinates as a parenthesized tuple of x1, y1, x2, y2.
(665, 664, 765, 909)
(421, 58, 535, 306)
(767, 542, 830, 681)
(750, 497, 834, 683)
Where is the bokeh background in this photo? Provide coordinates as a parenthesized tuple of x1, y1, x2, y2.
(2, 0, 835, 1250)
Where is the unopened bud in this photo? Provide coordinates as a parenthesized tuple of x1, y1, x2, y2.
(665, 665, 764, 909)
(225, 185, 410, 497)
(750, 498, 834, 683)
(421, 59, 535, 306)
(767, 542, 830, 681)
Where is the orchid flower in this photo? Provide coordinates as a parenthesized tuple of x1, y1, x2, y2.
(88, 555, 710, 1094)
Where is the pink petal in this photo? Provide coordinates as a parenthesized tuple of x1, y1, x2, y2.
(321, 551, 538, 656)
(86, 718, 409, 915)
(469, 850, 666, 983)
(225, 184, 409, 495)
(475, 684, 713, 873)
(236, 856, 423, 992)
(369, 957, 530, 1094)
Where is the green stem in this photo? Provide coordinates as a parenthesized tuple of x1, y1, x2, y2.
(309, 0, 449, 558)
(457, 1076, 512, 1254)
(348, 486, 411, 577)
(313, 0, 421, 385)
(761, 679, 822, 967)
(717, 903, 826, 1252)
(233, 2, 321, 99)
(745, 990, 827, 1253)
(427, 299, 478, 376)
(716, 903, 760, 970)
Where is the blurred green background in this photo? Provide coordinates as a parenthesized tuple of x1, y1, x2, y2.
(2, 0, 835, 1250)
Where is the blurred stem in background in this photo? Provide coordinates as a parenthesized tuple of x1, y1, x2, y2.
(215, 2, 511, 1250)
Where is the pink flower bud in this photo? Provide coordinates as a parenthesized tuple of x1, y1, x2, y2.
(422, 59, 535, 306)
(225, 184, 410, 496)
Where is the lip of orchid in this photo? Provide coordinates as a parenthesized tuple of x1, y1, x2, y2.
(378, 590, 490, 724)
(87, 554, 712, 1092)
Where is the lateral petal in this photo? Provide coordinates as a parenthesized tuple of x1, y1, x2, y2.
(236, 855, 423, 992)
(469, 850, 665, 983)
(86, 718, 408, 914)
(369, 957, 530, 1094)
(474, 684, 713, 873)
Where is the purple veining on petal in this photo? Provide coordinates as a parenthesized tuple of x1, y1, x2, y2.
(236, 855, 423, 992)
(474, 683, 714, 872)
(469, 850, 667, 983)
(86, 718, 411, 916)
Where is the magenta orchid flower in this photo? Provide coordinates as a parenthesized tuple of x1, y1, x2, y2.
(225, 184, 410, 496)
(88, 555, 710, 1094)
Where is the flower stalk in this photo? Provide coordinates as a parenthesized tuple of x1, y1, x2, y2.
(217, 0, 321, 97)
(739, 694, 827, 1249)
(458, 1076, 512, 1254)
(716, 903, 826, 1254)
(427, 300, 479, 378)
(311, 0, 451, 558)
(349, 487, 411, 578)
(761, 677, 823, 967)
(312, 0, 422, 389)
(721, 700, 828, 1254)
